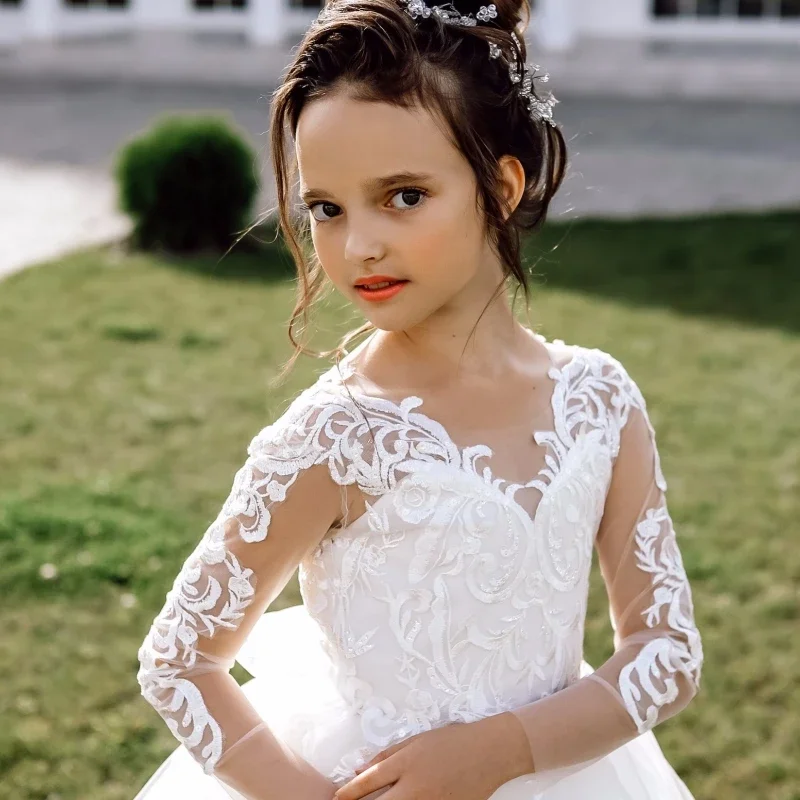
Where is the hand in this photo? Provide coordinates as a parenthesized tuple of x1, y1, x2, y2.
(332, 712, 535, 800)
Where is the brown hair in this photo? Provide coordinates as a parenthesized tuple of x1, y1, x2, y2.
(262, 0, 567, 387)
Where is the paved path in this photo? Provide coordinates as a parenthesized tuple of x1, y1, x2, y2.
(1, 79, 799, 280)
(0, 157, 129, 280)
(2, 31, 799, 104)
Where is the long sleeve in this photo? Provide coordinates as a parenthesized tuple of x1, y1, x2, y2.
(136, 398, 351, 800)
(508, 361, 704, 775)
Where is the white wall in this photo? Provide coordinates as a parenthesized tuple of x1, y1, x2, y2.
(58, 6, 132, 38)
(24, 0, 62, 40)
(134, 0, 189, 30)
(533, 0, 579, 51)
(575, 0, 650, 38)
(248, 0, 322, 45)
(8, 0, 137, 42)
(0, 6, 26, 47)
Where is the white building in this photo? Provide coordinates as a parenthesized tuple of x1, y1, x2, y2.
(0, 0, 798, 49)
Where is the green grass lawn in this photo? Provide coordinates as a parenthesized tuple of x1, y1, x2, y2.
(0, 212, 798, 799)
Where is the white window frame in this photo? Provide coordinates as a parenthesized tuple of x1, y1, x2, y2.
(667, 0, 787, 16)
(0, 0, 321, 44)
(0, 2, 26, 47)
(650, 0, 800, 40)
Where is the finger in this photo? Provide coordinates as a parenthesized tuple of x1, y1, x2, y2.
(355, 739, 413, 775)
(372, 783, 406, 800)
(354, 754, 383, 776)
(334, 760, 398, 800)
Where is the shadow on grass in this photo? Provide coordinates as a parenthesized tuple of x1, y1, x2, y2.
(123, 218, 297, 284)
(526, 210, 800, 335)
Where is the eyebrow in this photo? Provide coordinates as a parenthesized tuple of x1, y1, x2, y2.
(300, 171, 436, 203)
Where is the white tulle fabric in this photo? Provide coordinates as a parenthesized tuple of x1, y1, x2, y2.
(135, 333, 703, 800)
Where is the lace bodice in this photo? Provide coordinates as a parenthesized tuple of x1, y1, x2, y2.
(136, 333, 703, 799)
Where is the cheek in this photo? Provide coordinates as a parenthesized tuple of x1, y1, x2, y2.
(405, 201, 470, 264)
(310, 228, 344, 281)
(403, 223, 447, 263)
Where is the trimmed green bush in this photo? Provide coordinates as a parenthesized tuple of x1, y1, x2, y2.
(115, 114, 259, 253)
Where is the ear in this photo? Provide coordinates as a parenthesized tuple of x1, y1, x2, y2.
(497, 155, 526, 221)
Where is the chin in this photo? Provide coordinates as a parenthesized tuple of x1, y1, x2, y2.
(361, 305, 433, 334)
(355, 287, 447, 333)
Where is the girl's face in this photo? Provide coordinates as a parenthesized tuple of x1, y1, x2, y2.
(295, 89, 509, 333)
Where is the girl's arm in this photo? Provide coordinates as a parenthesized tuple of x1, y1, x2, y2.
(137, 400, 350, 800)
(506, 361, 704, 776)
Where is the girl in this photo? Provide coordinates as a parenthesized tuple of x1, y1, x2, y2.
(134, 0, 704, 797)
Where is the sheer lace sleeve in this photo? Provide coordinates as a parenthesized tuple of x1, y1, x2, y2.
(136, 394, 353, 800)
(508, 356, 704, 775)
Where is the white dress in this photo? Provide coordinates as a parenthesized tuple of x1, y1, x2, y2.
(134, 332, 704, 800)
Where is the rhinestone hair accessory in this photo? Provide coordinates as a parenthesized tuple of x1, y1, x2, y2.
(399, 0, 557, 126)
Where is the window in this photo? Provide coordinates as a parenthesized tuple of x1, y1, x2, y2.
(653, 0, 798, 15)
(64, 0, 130, 6)
(697, 0, 722, 14)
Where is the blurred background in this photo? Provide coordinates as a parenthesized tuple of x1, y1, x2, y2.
(0, 2, 798, 799)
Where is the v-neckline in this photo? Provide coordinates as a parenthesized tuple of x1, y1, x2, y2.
(316, 332, 585, 532)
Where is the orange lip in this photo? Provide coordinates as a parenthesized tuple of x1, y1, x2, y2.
(354, 279, 409, 303)
(353, 274, 404, 287)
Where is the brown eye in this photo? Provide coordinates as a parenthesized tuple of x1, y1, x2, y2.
(389, 188, 427, 211)
(309, 202, 340, 222)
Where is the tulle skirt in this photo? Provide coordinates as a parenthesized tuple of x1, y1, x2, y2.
(134, 605, 695, 800)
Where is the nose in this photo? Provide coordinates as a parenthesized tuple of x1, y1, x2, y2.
(344, 214, 386, 265)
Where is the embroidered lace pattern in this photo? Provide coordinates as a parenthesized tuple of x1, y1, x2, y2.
(136, 336, 703, 793)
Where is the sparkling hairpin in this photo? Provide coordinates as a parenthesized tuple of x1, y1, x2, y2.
(402, 0, 497, 25)
(399, 0, 558, 126)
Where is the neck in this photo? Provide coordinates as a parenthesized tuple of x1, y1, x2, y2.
(364, 298, 538, 394)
